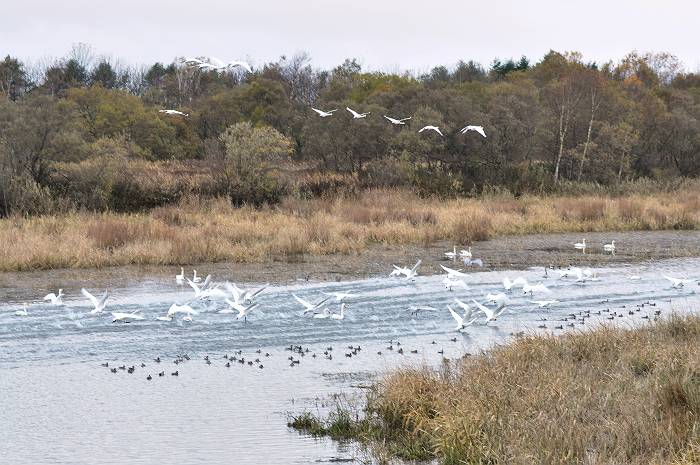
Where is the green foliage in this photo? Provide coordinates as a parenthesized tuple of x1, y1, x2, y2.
(1, 47, 700, 215)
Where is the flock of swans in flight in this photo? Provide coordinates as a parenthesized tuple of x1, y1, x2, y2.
(11, 237, 699, 336)
(153, 55, 487, 137)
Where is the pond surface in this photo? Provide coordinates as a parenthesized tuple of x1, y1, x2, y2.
(2, 253, 699, 464)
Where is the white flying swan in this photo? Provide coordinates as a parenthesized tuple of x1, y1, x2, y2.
(167, 304, 197, 318)
(346, 107, 370, 119)
(159, 109, 189, 117)
(81, 288, 109, 314)
(443, 276, 468, 291)
(460, 125, 486, 137)
(384, 115, 411, 125)
(312, 108, 338, 117)
(440, 264, 468, 278)
(502, 276, 527, 291)
(418, 126, 444, 136)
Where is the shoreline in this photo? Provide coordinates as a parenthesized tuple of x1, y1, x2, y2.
(2, 230, 700, 296)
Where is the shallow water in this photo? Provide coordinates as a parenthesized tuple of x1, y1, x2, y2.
(2, 257, 699, 464)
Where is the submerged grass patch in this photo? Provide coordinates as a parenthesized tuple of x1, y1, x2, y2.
(289, 315, 700, 464)
(1, 187, 700, 271)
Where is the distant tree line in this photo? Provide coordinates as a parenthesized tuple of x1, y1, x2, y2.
(1, 43, 699, 216)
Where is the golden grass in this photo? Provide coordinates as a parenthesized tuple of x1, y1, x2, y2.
(1, 188, 699, 271)
(295, 316, 700, 464)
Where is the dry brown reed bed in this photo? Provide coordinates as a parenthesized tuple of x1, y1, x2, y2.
(1, 188, 699, 271)
(292, 315, 700, 464)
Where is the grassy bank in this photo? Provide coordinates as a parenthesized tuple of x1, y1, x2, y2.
(289, 315, 700, 464)
(1, 187, 700, 271)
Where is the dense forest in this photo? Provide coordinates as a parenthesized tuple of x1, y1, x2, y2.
(1, 44, 699, 216)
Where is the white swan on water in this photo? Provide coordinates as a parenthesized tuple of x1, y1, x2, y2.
(175, 268, 185, 285)
(603, 240, 616, 255)
(574, 239, 586, 254)
(43, 289, 64, 306)
(663, 275, 698, 289)
(447, 305, 478, 331)
(15, 303, 29, 316)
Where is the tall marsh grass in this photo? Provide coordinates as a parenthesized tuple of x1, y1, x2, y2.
(291, 315, 700, 464)
(1, 187, 699, 271)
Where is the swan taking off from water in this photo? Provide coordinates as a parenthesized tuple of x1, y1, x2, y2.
(522, 281, 552, 295)
(391, 260, 422, 280)
(15, 303, 29, 316)
(531, 299, 559, 308)
(418, 126, 444, 136)
(503, 276, 526, 291)
(43, 289, 64, 306)
(175, 268, 185, 285)
(346, 107, 370, 119)
(447, 305, 478, 331)
(574, 239, 586, 254)
(384, 115, 411, 125)
(460, 125, 486, 137)
(322, 291, 357, 302)
(443, 276, 468, 291)
(192, 270, 202, 283)
(167, 304, 197, 318)
(663, 275, 698, 289)
(159, 109, 189, 117)
(408, 305, 437, 316)
(112, 310, 144, 323)
(486, 293, 508, 305)
(604, 240, 616, 255)
(440, 264, 468, 278)
(293, 294, 330, 314)
(223, 300, 259, 322)
(312, 108, 338, 117)
(81, 288, 109, 314)
(471, 299, 506, 323)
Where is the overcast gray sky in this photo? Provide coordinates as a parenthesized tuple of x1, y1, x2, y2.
(3, 0, 699, 72)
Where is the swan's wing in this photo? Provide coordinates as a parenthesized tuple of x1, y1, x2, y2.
(43, 293, 56, 301)
(471, 299, 493, 319)
(311, 108, 324, 116)
(475, 126, 486, 137)
(81, 288, 99, 308)
(411, 259, 422, 272)
(346, 107, 359, 117)
(435, 128, 444, 136)
(384, 115, 395, 123)
(447, 306, 463, 326)
(293, 294, 312, 309)
(249, 284, 268, 298)
(201, 275, 212, 289)
(418, 126, 427, 133)
(228, 61, 252, 73)
(208, 57, 225, 67)
(512, 277, 527, 287)
(399, 117, 411, 122)
(186, 278, 200, 294)
(98, 292, 109, 306)
(454, 298, 470, 313)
